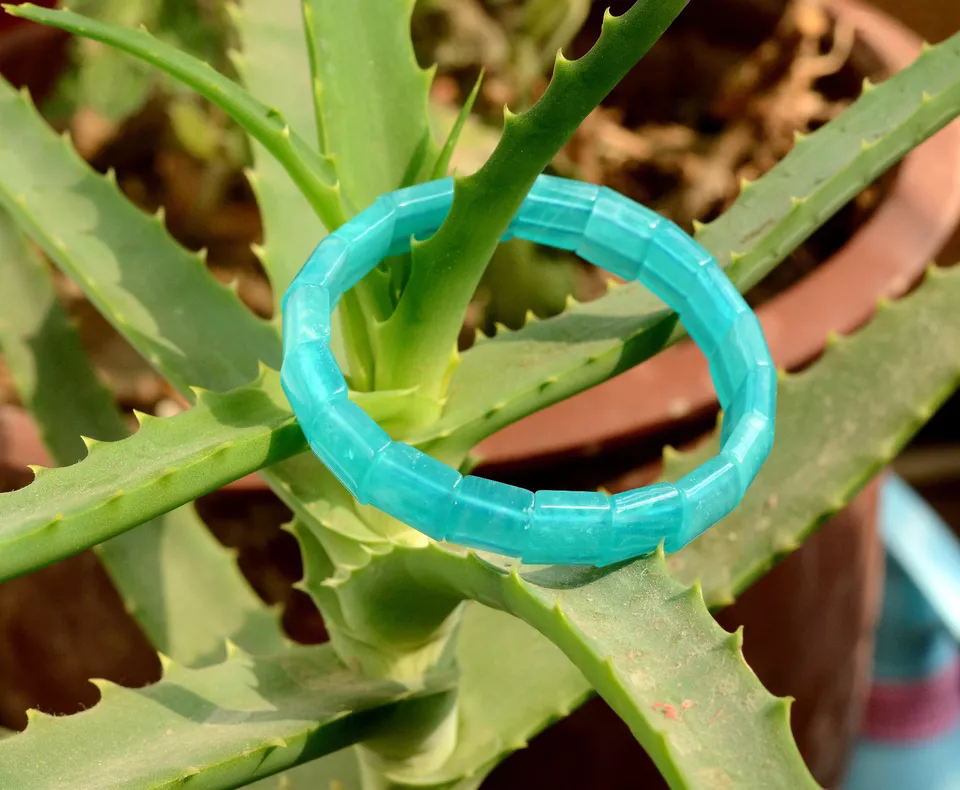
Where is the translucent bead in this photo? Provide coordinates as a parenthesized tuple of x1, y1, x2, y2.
(281, 285, 332, 358)
(305, 400, 391, 496)
(362, 442, 461, 539)
(721, 364, 777, 443)
(577, 187, 662, 280)
(524, 490, 611, 565)
(292, 235, 350, 297)
(609, 483, 682, 563)
(677, 266, 749, 359)
(639, 222, 711, 311)
(723, 412, 774, 492)
(709, 312, 774, 406)
(672, 452, 741, 550)
(446, 476, 534, 555)
(509, 175, 599, 250)
(390, 177, 454, 250)
(281, 342, 346, 416)
(330, 196, 396, 292)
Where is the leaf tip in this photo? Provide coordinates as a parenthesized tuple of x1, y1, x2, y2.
(26, 463, 50, 480)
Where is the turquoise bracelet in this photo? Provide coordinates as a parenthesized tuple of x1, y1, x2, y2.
(281, 175, 775, 566)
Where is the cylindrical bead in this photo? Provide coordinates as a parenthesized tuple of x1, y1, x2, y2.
(304, 399, 391, 496)
(446, 476, 534, 554)
(523, 490, 610, 565)
(362, 442, 461, 539)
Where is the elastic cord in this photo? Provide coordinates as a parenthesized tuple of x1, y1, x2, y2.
(281, 175, 776, 566)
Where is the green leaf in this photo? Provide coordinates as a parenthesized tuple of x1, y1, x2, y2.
(302, 0, 439, 210)
(97, 512, 288, 667)
(0, 371, 304, 583)
(426, 28, 960, 455)
(667, 264, 960, 606)
(7, 3, 348, 231)
(0, 208, 127, 458)
(0, 208, 285, 665)
(231, 0, 328, 306)
(0, 63, 391, 581)
(0, 74, 280, 394)
(430, 72, 484, 182)
(375, 0, 691, 398)
(400, 602, 590, 789)
(251, 603, 590, 790)
(308, 545, 813, 789)
(247, 749, 362, 790)
(0, 643, 453, 790)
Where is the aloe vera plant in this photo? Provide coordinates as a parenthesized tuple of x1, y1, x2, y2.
(0, 1, 959, 787)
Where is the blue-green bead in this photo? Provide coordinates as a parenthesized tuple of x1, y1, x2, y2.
(671, 452, 741, 550)
(709, 312, 774, 406)
(447, 477, 534, 554)
(330, 196, 395, 292)
(577, 187, 661, 280)
(640, 222, 710, 311)
(281, 342, 346, 415)
(609, 483, 682, 562)
(282, 285, 331, 359)
(509, 175, 599, 250)
(722, 364, 777, 443)
(525, 490, 610, 565)
(362, 443, 461, 539)
(390, 178, 454, 251)
(724, 412, 774, 492)
(305, 400, 390, 497)
(292, 235, 350, 296)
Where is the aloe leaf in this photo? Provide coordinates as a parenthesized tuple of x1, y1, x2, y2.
(396, 601, 591, 789)
(0, 643, 453, 790)
(0, 371, 304, 583)
(376, 0, 691, 398)
(0, 75, 280, 394)
(0, 359, 421, 584)
(0, 209, 127, 459)
(7, 3, 347, 231)
(230, 0, 328, 306)
(310, 544, 813, 789)
(424, 28, 960, 454)
(250, 603, 590, 790)
(97, 511, 287, 667)
(0, 209, 285, 664)
(248, 749, 361, 790)
(666, 263, 960, 606)
(430, 72, 484, 182)
(302, 0, 439, 209)
(0, 61, 382, 576)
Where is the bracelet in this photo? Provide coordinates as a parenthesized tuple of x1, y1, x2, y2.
(281, 175, 775, 566)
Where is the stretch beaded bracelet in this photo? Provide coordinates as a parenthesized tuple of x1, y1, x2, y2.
(281, 175, 776, 566)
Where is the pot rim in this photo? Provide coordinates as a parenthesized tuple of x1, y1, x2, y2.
(475, 0, 960, 470)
